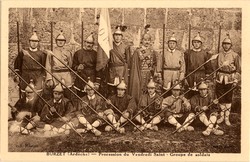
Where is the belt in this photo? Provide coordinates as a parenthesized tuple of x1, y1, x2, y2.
(52, 68, 70, 72)
(164, 67, 180, 71)
(218, 70, 236, 74)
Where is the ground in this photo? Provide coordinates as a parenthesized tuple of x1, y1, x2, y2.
(8, 113, 240, 153)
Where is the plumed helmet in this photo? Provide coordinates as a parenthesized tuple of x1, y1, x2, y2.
(53, 79, 65, 92)
(56, 30, 66, 41)
(86, 33, 94, 43)
(29, 31, 39, 41)
(198, 81, 208, 90)
(117, 78, 127, 90)
(85, 77, 95, 90)
(168, 32, 177, 43)
(222, 33, 232, 44)
(147, 76, 156, 88)
(193, 32, 202, 43)
(25, 79, 35, 92)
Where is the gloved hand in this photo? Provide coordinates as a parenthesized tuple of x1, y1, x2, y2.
(77, 64, 84, 72)
(46, 79, 54, 88)
(50, 106, 56, 113)
(122, 111, 129, 119)
(201, 106, 208, 111)
(13, 75, 20, 83)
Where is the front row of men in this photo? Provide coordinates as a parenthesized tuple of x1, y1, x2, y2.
(10, 76, 225, 137)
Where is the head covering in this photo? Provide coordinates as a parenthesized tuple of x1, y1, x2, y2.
(53, 79, 65, 92)
(222, 33, 232, 44)
(193, 32, 202, 43)
(168, 32, 177, 43)
(56, 30, 66, 41)
(198, 81, 208, 90)
(85, 77, 95, 90)
(172, 80, 182, 90)
(142, 24, 151, 40)
(117, 78, 127, 90)
(114, 26, 123, 35)
(147, 76, 156, 88)
(29, 31, 39, 41)
(25, 79, 35, 92)
(86, 33, 94, 43)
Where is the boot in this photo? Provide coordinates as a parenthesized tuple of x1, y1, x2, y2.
(91, 128, 101, 136)
(105, 125, 113, 132)
(202, 127, 213, 136)
(217, 104, 225, 124)
(212, 128, 224, 136)
(225, 104, 232, 126)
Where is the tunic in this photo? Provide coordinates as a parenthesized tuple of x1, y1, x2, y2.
(46, 47, 73, 87)
(215, 50, 241, 103)
(75, 95, 105, 123)
(108, 42, 131, 85)
(14, 48, 47, 91)
(138, 93, 163, 116)
(40, 98, 75, 128)
(163, 49, 185, 88)
(106, 94, 137, 117)
(161, 95, 191, 118)
(72, 48, 100, 91)
(184, 49, 213, 87)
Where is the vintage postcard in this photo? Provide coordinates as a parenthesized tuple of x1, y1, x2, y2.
(1, 0, 249, 162)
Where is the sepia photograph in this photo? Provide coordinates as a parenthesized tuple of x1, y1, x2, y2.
(1, 0, 249, 162)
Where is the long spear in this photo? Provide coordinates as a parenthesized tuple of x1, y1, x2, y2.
(16, 21, 21, 99)
(23, 52, 121, 133)
(49, 52, 142, 132)
(217, 22, 222, 53)
(9, 66, 84, 138)
(50, 22, 53, 51)
(172, 84, 237, 134)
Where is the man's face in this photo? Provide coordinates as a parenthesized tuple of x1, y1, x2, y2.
(222, 43, 232, 52)
(117, 88, 125, 97)
(85, 41, 94, 50)
(147, 87, 155, 96)
(142, 37, 151, 47)
(29, 40, 39, 49)
(113, 34, 122, 43)
(199, 89, 208, 97)
(56, 40, 66, 47)
(192, 40, 202, 49)
(86, 89, 95, 97)
(53, 91, 63, 101)
(168, 41, 177, 50)
(172, 89, 181, 97)
(26, 91, 34, 100)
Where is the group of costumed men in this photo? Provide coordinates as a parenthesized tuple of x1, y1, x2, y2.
(9, 24, 241, 137)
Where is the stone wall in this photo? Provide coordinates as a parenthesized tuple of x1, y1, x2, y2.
(9, 8, 241, 53)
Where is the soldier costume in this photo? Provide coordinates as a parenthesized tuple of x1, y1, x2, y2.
(215, 34, 241, 126)
(184, 32, 213, 98)
(104, 78, 137, 133)
(190, 81, 224, 136)
(108, 26, 131, 96)
(14, 31, 47, 95)
(40, 81, 75, 135)
(129, 30, 161, 103)
(161, 83, 195, 132)
(73, 79, 105, 136)
(9, 80, 43, 135)
(45, 30, 74, 100)
(134, 77, 163, 131)
(72, 34, 101, 97)
(162, 33, 185, 90)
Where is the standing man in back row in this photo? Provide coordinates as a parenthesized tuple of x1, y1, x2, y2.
(72, 34, 101, 97)
(14, 31, 47, 97)
(162, 33, 185, 91)
(107, 25, 131, 96)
